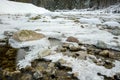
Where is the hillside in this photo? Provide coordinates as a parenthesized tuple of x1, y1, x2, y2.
(0, 0, 49, 14)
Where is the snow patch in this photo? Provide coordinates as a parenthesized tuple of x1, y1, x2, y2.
(0, 1, 50, 14)
(80, 18, 101, 24)
(103, 21, 120, 27)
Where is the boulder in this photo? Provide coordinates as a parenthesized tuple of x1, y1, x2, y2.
(99, 50, 109, 57)
(66, 36, 79, 43)
(96, 40, 107, 49)
(69, 43, 81, 51)
(12, 30, 45, 42)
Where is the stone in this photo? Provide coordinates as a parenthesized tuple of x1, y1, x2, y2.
(99, 50, 109, 57)
(33, 71, 43, 79)
(58, 59, 66, 64)
(12, 30, 45, 42)
(69, 43, 81, 51)
(75, 51, 88, 60)
(62, 43, 69, 48)
(114, 73, 120, 80)
(96, 40, 107, 49)
(48, 63, 55, 68)
(66, 36, 79, 43)
(20, 74, 32, 80)
(4, 31, 14, 37)
(59, 47, 67, 52)
(103, 60, 115, 69)
(73, 72, 79, 77)
(38, 49, 51, 58)
(108, 52, 115, 58)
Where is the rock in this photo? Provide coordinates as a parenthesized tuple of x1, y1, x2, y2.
(96, 40, 107, 49)
(58, 59, 66, 64)
(69, 43, 81, 51)
(66, 36, 79, 43)
(109, 29, 120, 36)
(99, 50, 115, 58)
(73, 72, 79, 77)
(12, 30, 45, 42)
(114, 73, 120, 80)
(99, 50, 109, 57)
(88, 55, 97, 63)
(103, 21, 120, 29)
(21, 74, 32, 80)
(33, 71, 43, 79)
(75, 51, 88, 60)
(48, 63, 55, 68)
(108, 52, 115, 58)
(38, 49, 51, 58)
(4, 31, 14, 37)
(62, 43, 69, 48)
(113, 36, 119, 39)
(103, 60, 115, 69)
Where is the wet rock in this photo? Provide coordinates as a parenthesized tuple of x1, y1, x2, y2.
(0, 45, 18, 72)
(12, 30, 45, 42)
(31, 59, 77, 80)
(114, 73, 120, 80)
(96, 40, 107, 49)
(66, 36, 79, 43)
(113, 36, 119, 39)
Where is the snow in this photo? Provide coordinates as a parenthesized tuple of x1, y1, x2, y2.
(0, 0, 50, 14)
(44, 53, 120, 80)
(0, 1, 120, 80)
(80, 18, 101, 24)
(9, 38, 50, 68)
(103, 21, 120, 27)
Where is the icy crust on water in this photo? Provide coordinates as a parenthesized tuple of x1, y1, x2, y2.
(9, 38, 50, 68)
(44, 53, 120, 80)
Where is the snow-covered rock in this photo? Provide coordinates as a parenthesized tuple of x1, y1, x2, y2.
(80, 18, 101, 24)
(103, 21, 120, 29)
(0, 0, 50, 14)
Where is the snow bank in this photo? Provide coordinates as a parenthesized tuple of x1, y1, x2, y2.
(9, 38, 50, 68)
(103, 21, 120, 28)
(80, 18, 101, 24)
(0, 1, 50, 14)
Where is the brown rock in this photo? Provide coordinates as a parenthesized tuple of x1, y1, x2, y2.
(13, 30, 45, 42)
(66, 36, 79, 43)
(108, 52, 115, 58)
(99, 50, 109, 57)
